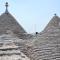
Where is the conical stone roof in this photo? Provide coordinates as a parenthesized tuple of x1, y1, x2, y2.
(42, 15, 60, 33)
(0, 34, 30, 60)
(0, 10, 26, 35)
(0, 2, 26, 35)
(26, 15, 60, 60)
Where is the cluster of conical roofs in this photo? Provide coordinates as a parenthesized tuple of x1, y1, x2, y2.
(0, 2, 60, 60)
(1, 2, 60, 35)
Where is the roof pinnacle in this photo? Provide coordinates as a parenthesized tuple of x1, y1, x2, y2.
(5, 2, 9, 14)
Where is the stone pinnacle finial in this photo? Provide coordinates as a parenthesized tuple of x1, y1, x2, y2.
(5, 2, 9, 14)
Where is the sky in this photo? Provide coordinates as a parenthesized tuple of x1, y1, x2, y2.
(0, 0, 60, 33)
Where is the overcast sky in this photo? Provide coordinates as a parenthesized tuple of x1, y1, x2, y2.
(0, 0, 60, 33)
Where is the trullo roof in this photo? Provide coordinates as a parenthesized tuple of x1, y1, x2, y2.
(0, 9, 26, 35)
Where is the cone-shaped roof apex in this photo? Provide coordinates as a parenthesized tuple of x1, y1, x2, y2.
(42, 14, 60, 33)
